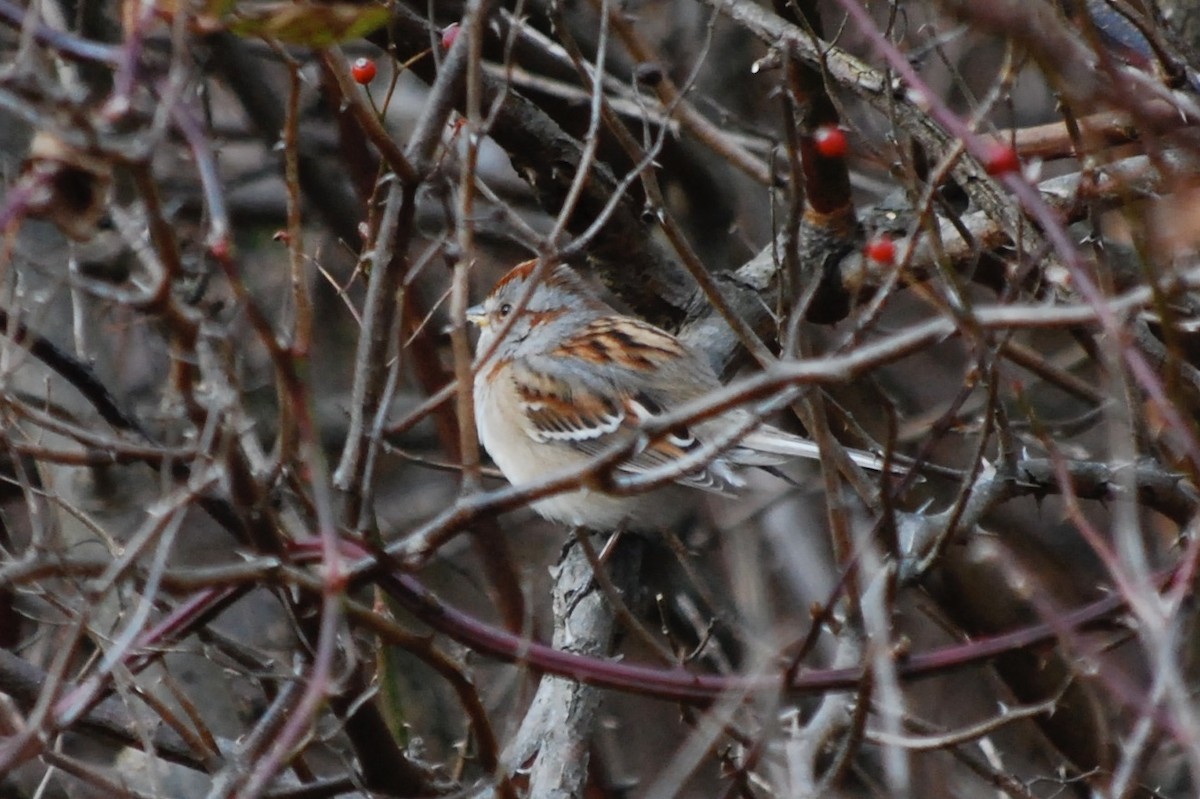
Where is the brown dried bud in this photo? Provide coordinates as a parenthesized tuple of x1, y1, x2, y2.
(21, 131, 112, 241)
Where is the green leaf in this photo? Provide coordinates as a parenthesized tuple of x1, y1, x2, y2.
(229, 3, 390, 46)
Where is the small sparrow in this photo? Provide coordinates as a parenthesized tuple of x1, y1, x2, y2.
(468, 260, 889, 529)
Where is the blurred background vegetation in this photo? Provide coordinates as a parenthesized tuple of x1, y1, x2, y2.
(2, 0, 1200, 797)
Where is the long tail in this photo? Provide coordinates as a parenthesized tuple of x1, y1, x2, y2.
(737, 427, 895, 473)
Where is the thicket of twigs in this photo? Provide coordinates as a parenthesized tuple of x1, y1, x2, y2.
(2, 0, 1200, 796)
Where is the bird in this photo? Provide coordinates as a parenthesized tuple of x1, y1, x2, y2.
(468, 259, 890, 529)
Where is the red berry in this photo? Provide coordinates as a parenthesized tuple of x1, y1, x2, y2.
(351, 57, 376, 85)
(813, 125, 848, 158)
(441, 23, 460, 50)
(209, 237, 231, 260)
(982, 141, 1020, 176)
(865, 234, 896, 264)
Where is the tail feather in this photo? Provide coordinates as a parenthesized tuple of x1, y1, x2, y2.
(736, 427, 891, 473)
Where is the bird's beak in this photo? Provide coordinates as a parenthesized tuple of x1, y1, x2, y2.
(466, 304, 487, 328)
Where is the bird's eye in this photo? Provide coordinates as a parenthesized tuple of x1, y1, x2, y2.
(498, 303, 513, 318)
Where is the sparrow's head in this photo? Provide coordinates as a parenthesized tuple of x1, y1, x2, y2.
(467, 260, 607, 354)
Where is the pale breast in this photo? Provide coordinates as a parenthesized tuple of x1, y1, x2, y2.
(475, 361, 580, 484)
(473, 361, 692, 528)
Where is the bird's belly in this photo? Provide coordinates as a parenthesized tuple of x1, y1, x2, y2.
(475, 376, 690, 529)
